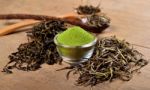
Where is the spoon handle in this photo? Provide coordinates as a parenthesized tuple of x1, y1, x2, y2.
(0, 20, 39, 36)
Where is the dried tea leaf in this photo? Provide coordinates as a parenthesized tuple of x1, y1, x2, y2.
(2, 20, 66, 73)
(75, 5, 101, 15)
(66, 36, 148, 86)
(86, 14, 110, 28)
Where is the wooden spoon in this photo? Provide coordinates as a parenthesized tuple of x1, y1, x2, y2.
(0, 14, 81, 36)
(0, 13, 109, 36)
(0, 20, 39, 36)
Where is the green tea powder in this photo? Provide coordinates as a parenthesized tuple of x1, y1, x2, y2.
(57, 26, 95, 46)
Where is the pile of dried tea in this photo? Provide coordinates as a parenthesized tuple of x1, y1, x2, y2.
(57, 26, 94, 46)
(2, 20, 66, 73)
(75, 5, 101, 15)
(65, 36, 148, 86)
(86, 14, 110, 28)
(75, 4, 110, 31)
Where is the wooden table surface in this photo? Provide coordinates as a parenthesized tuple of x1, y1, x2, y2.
(0, 0, 150, 90)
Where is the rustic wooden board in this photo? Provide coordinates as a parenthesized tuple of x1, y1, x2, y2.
(0, 0, 150, 90)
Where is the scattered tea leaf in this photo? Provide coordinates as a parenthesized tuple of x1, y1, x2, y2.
(66, 36, 148, 86)
(2, 20, 66, 73)
(86, 14, 110, 28)
(75, 5, 101, 15)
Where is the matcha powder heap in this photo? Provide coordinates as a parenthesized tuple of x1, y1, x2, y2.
(57, 26, 95, 46)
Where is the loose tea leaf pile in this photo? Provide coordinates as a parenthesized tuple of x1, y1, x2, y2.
(65, 36, 148, 86)
(2, 20, 66, 73)
(75, 5, 101, 15)
(86, 14, 110, 28)
(75, 4, 110, 31)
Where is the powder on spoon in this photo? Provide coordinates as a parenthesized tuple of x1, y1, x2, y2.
(57, 26, 95, 46)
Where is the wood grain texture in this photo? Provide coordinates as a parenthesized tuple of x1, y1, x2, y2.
(0, 20, 39, 36)
(0, 0, 150, 90)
